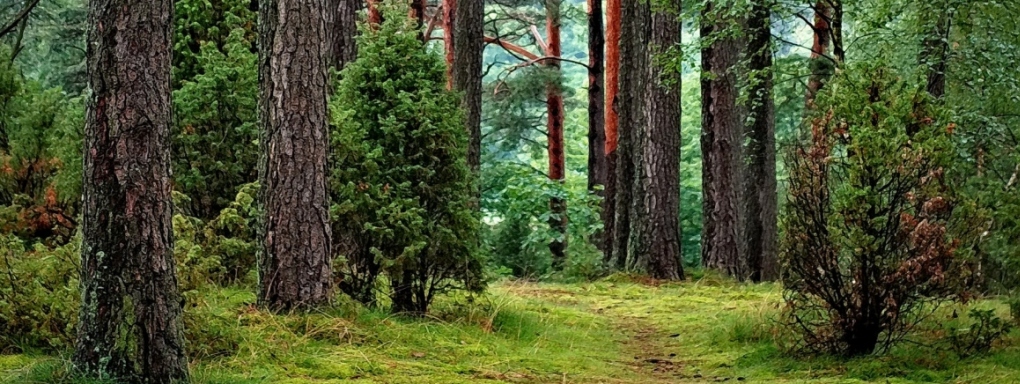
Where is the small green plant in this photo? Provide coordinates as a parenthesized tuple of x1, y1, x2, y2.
(1007, 292, 1020, 324)
(0, 234, 80, 352)
(172, 183, 259, 292)
(946, 308, 1014, 357)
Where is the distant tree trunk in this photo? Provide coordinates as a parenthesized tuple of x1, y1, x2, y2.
(611, 0, 649, 269)
(73, 0, 189, 381)
(587, 0, 607, 226)
(805, 0, 832, 107)
(546, 0, 568, 269)
(452, 0, 482, 174)
(602, 0, 621, 260)
(743, 0, 778, 282)
(257, 0, 333, 310)
(367, 0, 382, 25)
(700, 1, 744, 279)
(830, 0, 844, 63)
(638, 3, 683, 280)
(443, 0, 456, 88)
(410, 0, 425, 27)
(920, 2, 950, 99)
(327, 0, 359, 71)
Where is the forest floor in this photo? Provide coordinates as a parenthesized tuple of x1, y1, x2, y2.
(2, 273, 1020, 383)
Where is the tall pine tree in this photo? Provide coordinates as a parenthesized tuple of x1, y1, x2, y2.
(257, 0, 333, 310)
(74, 0, 189, 381)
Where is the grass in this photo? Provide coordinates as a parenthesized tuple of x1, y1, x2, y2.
(3, 273, 1020, 383)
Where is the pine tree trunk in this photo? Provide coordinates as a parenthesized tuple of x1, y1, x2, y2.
(452, 0, 482, 174)
(546, 0, 568, 268)
(805, 0, 832, 107)
(257, 0, 333, 310)
(611, 0, 649, 269)
(700, 1, 744, 279)
(639, 4, 683, 281)
(919, 2, 950, 99)
(443, 0, 456, 89)
(587, 0, 607, 215)
(602, 0, 621, 261)
(743, 0, 778, 282)
(74, 0, 189, 381)
(327, 0, 359, 71)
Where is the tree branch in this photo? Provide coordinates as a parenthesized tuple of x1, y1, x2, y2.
(484, 35, 540, 60)
(0, 0, 41, 40)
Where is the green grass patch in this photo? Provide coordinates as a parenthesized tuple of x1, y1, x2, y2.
(4, 276, 1020, 383)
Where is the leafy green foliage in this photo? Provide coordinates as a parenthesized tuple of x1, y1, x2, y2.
(0, 46, 82, 243)
(946, 308, 1014, 357)
(482, 162, 603, 280)
(173, 0, 256, 87)
(941, 1, 1020, 292)
(0, 234, 79, 352)
(782, 63, 972, 356)
(14, 0, 88, 94)
(172, 183, 259, 293)
(172, 26, 259, 219)
(329, 9, 483, 314)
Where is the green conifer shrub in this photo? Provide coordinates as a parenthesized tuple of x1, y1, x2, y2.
(329, 6, 484, 315)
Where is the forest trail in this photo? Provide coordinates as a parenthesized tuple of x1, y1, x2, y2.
(500, 276, 780, 383)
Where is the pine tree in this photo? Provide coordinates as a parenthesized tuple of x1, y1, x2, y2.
(637, 1, 684, 280)
(587, 0, 607, 207)
(611, 0, 649, 269)
(73, 0, 189, 381)
(545, 0, 568, 268)
(602, 0, 621, 259)
(257, 0, 333, 310)
(331, 10, 483, 314)
(451, 0, 482, 174)
(743, 0, 778, 282)
(700, 0, 743, 278)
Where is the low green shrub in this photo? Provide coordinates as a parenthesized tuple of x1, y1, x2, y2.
(945, 308, 1014, 357)
(0, 234, 79, 352)
(173, 183, 259, 293)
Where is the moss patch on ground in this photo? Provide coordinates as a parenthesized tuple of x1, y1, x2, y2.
(3, 274, 1019, 383)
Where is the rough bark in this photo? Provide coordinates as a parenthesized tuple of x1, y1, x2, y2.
(743, 0, 778, 282)
(805, 0, 832, 107)
(638, 3, 683, 280)
(257, 0, 333, 310)
(452, 0, 482, 174)
(73, 0, 189, 381)
(700, 1, 743, 279)
(546, 0, 568, 268)
(587, 0, 607, 203)
(611, 0, 649, 269)
(0, 0, 40, 41)
(327, 0, 359, 71)
(602, 0, 621, 260)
